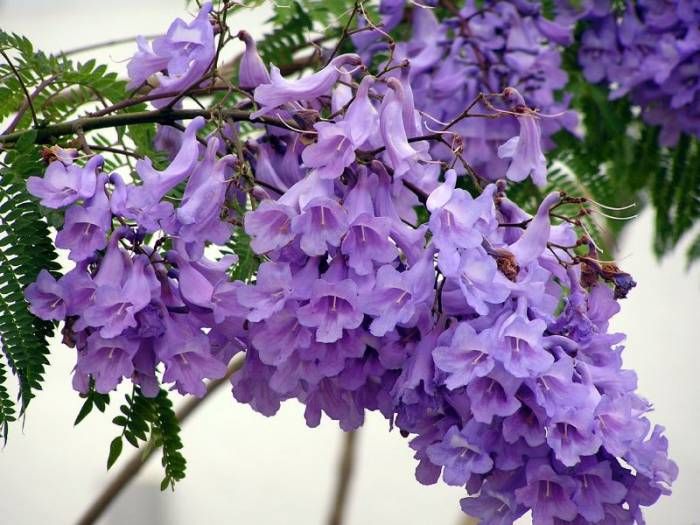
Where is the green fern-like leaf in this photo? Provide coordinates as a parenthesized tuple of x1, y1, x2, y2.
(106, 388, 187, 488)
(258, 2, 314, 68)
(151, 390, 187, 491)
(0, 134, 60, 431)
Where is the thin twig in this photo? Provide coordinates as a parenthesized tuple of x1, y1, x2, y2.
(60, 34, 162, 56)
(325, 1, 361, 66)
(0, 49, 39, 128)
(76, 356, 245, 525)
(326, 430, 359, 525)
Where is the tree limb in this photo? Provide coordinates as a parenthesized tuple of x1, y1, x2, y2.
(0, 108, 291, 145)
(76, 356, 244, 525)
(326, 430, 359, 525)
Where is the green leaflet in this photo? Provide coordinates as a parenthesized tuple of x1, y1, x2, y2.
(109, 388, 187, 490)
(0, 136, 59, 437)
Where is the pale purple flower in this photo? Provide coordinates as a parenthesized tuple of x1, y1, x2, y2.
(157, 313, 227, 397)
(515, 460, 578, 524)
(297, 279, 363, 343)
(301, 121, 356, 179)
(127, 2, 215, 107)
(433, 322, 495, 389)
(426, 422, 495, 486)
(24, 270, 66, 321)
(291, 197, 348, 256)
(77, 333, 138, 394)
(252, 54, 362, 118)
(27, 155, 101, 209)
(55, 174, 112, 261)
(237, 261, 294, 322)
(467, 366, 522, 424)
(497, 89, 548, 187)
(237, 30, 270, 90)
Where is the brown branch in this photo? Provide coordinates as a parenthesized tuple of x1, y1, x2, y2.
(76, 356, 245, 525)
(326, 430, 359, 525)
(0, 107, 292, 145)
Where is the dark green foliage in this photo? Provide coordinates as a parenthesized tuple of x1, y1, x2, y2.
(0, 132, 60, 437)
(551, 45, 700, 265)
(0, 30, 137, 132)
(151, 390, 187, 490)
(257, 2, 314, 68)
(108, 388, 186, 489)
(269, 0, 356, 28)
(74, 384, 111, 426)
(0, 358, 17, 441)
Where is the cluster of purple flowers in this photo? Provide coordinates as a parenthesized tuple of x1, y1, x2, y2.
(25, 116, 246, 397)
(22, 3, 677, 523)
(352, 0, 580, 183)
(577, 0, 700, 145)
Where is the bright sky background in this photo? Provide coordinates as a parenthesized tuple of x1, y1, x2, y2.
(0, 2, 698, 524)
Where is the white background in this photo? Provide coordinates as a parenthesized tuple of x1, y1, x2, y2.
(0, 2, 698, 524)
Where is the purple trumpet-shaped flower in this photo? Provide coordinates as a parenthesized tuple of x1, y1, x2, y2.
(341, 214, 396, 275)
(497, 87, 548, 187)
(24, 269, 66, 321)
(546, 407, 602, 467)
(493, 302, 553, 378)
(427, 169, 488, 274)
(360, 247, 435, 337)
(509, 191, 561, 267)
(157, 313, 227, 397)
(110, 117, 205, 231)
(301, 121, 356, 180)
(165, 249, 216, 309)
(81, 255, 155, 338)
(127, 3, 215, 107)
(252, 54, 362, 118)
(534, 355, 591, 417)
(77, 333, 138, 394)
(515, 460, 578, 524)
(291, 197, 348, 256)
(433, 322, 495, 389)
(244, 200, 296, 253)
(502, 388, 547, 447)
(341, 171, 397, 274)
(176, 138, 234, 255)
(460, 491, 523, 525)
(251, 305, 313, 366)
(427, 422, 495, 486)
(594, 393, 647, 457)
(571, 459, 627, 523)
(27, 155, 101, 209)
(237, 261, 294, 322)
(237, 30, 270, 90)
(379, 78, 421, 178)
(297, 279, 363, 343)
(343, 75, 379, 147)
(55, 174, 112, 261)
(456, 247, 511, 316)
(625, 425, 679, 494)
(467, 365, 522, 424)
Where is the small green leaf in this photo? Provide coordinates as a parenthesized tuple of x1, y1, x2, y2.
(107, 436, 123, 469)
(74, 398, 93, 426)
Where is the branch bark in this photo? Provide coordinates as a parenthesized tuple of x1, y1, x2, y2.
(0, 108, 289, 145)
(76, 356, 244, 525)
(326, 430, 359, 525)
